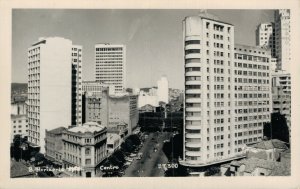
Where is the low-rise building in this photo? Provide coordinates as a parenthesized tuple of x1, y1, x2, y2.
(220, 139, 290, 176)
(62, 122, 107, 177)
(106, 133, 122, 155)
(45, 127, 67, 167)
(11, 115, 28, 142)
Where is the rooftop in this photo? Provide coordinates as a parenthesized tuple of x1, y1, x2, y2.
(232, 157, 282, 173)
(11, 160, 35, 178)
(68, 122, 106, 133)
(248, 139, 288, 150)
(48, 127, 67, 134)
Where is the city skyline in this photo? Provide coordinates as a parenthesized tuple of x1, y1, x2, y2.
(12, 9, 275, 89)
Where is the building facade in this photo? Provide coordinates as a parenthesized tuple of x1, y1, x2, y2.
(11, 101, 28, 115)
(271, 70, 291, 135)
(256, 23, 276, 57)
(62, 122, 107, 177)
(45, 127, 67, 167)
(182, 13, 235, 166)
(157, 76, 169, 104)
(233, 44, 272, 155)
(27, 37, 81, 153)
(274, 9, 291, 71)
(101, 89, 139, 135)
(82, 92, 102, 124)
(82, 81, 107, 96)
(11, 115, 28, 142)
(181, 13, 271, 168)
(95, 44, 126, 93)
(71, 45, 83, 126)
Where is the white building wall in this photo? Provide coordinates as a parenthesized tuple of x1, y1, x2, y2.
(28, 37, 72, 153)
(157, 76, 169, 104)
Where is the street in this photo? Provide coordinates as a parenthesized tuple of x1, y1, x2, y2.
(124, 132, 172, 177)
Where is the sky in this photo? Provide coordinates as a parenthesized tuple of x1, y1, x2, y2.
(12, 9, 275, 89)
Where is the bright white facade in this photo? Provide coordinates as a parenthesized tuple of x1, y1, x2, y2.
(95, 44, 126, 94)
(256, 23, 276, 57)
(157, 76, 169, 104)
(27, 37, 80, 153)
(138, 90, 159, 108)
(181, 13, 271, 167)
(274, 9, 291, 71)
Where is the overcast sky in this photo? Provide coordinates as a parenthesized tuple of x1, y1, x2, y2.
(12, 9, 275, 89)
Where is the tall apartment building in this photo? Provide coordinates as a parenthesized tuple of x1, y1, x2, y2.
(95, 44, 126, 94)
(274, 9, 291, 71)
(256, 23, 276, 57)
(27, 37, 81, 153)
(72, 45, 83, 126)
(157, 76, 169, 104)
(181, 13, 271, 168)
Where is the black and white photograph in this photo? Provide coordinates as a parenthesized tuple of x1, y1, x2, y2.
(1, 0, 300, 188)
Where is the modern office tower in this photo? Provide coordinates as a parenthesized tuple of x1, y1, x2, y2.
(95, 44, 126, 94)
(256, 23, 276, 57)
(157, 76, 169, 104)
(182, 13, 271, 168)
(72, 45, 83, 126)
(274, 9, 291, 71)
(62, 122, 107, 177)
(27, 37, 81, 153)
(272, 70, 291, 135)
(233, 44, 272, 153)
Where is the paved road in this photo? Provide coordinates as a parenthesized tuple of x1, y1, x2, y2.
(124, 132, 172, 177)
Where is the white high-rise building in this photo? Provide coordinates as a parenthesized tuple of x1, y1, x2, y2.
(274, 9, 291, 71)
(256, 23, 276, 57)
(181, 13, 271, 168)
(27, 37, 81, 153)
(157, 76, 169, 104)
(95, 44, 126, 94)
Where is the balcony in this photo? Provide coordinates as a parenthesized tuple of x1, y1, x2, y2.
(185, 44, 201, 50)
(185, 71, 201, 77)
(185, 63, 201, 68)
(185, 107, 201, 112)
(185, 80, 201, 85)
(186, 125, 201, 130)
(185, 151, 202, 157)
(185, 53, 201, 59)
(185, 89, 201, 94)
(186, 142, 201, 148)
(186, 133, 201, 138)
(186, 98, 201, 103)
(186, 116, 201, 121)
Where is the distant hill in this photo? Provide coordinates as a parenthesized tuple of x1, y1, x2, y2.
(11, 83, 27, 93)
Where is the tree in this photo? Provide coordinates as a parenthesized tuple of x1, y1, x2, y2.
(264, 112, 290, 143)
(204, 166, 220, 176)
(12, 135, 22, 161)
